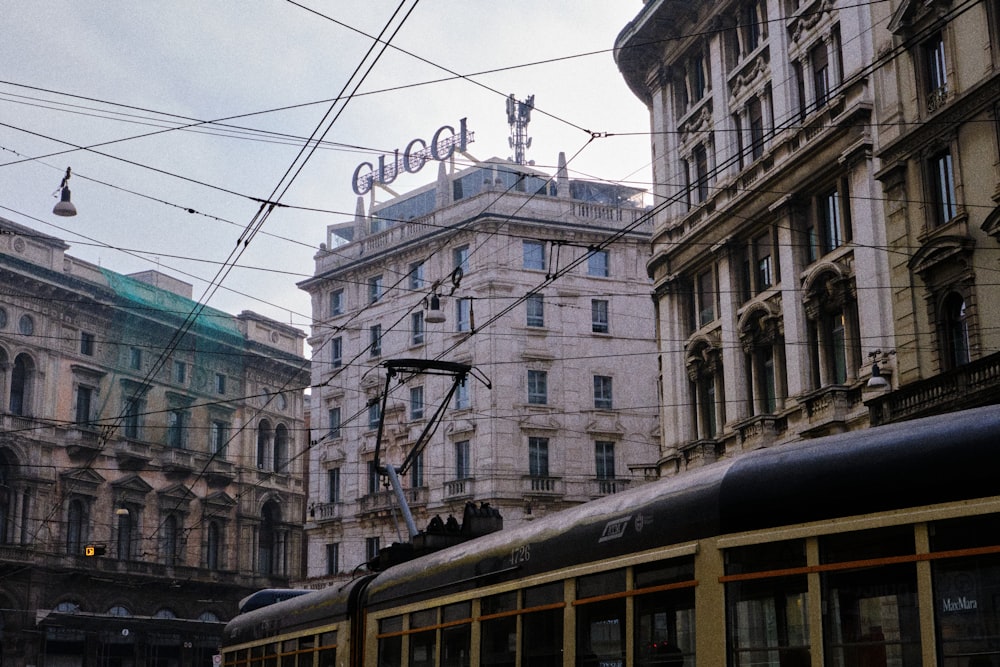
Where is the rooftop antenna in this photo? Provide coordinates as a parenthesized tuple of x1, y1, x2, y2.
(506, 94, 534, 165)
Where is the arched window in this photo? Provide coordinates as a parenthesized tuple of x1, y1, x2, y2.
(803, 269, 860, 389)
(10, 353, 33, 416)
(259, 501, 285, 575)
(116, 509, 135, 561)
(273, 424, 288, 473)
(942, 292, 970, 369)
(686, 339, 724, 440)
(257, 420, 272, 470)
(206, 520, 221, 570)
(739, 308, 786, 416)
(67, 498, 87, 555)
(162, 514, 180, 566)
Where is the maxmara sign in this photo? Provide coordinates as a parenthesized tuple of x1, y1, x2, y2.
(352, 118, 474, 195)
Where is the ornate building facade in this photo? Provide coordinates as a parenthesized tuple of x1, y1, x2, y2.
(0, 217, 308, 664)
(299, 154, 661, 583)
(615, 0, 1000, 473)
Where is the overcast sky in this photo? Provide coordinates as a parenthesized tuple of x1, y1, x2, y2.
(2, 2, 652, 333)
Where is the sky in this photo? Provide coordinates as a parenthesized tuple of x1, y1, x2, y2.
(1, 2, 653, 338)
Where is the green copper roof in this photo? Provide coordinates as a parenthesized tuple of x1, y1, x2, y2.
(100, 268, 242, 340)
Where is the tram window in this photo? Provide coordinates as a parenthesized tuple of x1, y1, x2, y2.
(441, 601, 472, 667)
(821, 563, 921, 666)
(929, 513, 1000, 551)
(379, 616, 404, 667)
(819, 525, 914, 563)
(930, 515, 1000, 665)
(482, 592, 517, 615)
(635, 588, 694, 666)
(524, 581, 563, 607)
(726, 576, 809, 667)
(634, 557, 695, 589)
(524, 582, 565, 666)
(481, 614, 516, 667)
(410, 609, 438, 667)
(281, 639, 297, 667)
(725, 539, 806, 575)
(297, 635, 315, 667)
(577, 569, 626, 600)
(265, 643, 279, 667)
(481, 593, 517, 667)
(317, 630, 337, 667)
(442, 624, 471, 667)
(577, 597, 625, 667)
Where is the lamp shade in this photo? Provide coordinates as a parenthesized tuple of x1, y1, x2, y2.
(425, 294, 446, 323)
(53, 187, 77, 217)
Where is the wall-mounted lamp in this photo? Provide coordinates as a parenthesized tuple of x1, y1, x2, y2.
(52, 167, 77, 217)
(424, 294, 446, 324)
(866, 349, 896, 389)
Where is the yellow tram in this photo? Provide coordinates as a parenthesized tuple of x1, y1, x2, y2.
(222, 405, 1000, 666)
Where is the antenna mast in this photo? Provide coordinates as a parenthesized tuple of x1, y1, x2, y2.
(506, 94, 534, 165)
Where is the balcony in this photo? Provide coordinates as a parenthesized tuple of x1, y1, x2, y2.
(161, 447, 196, 478)
(867, 352, 1000, 426)
(588, 478, 631, 498)
(799, 385, 862, 436)
(522, 476, 563, 497)
(311, 501, 342, 524)
(444, 478, 475, 500)
(736, 414, 787, 450)
(114, 439, 153, 470)
(359, 487, 428, 517)
(204, 458, 236, 486)
(66, 426, 103, 459)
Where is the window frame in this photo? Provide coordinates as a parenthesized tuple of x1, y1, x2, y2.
(330, 336, 343, 368)
(528, 437, 550, 478)
(454, 440, 470, 479)
(523, 240, 546, 271)
(456, 298, 472, 332)
(328, 406, 341, 439)
(410, 386, 424, 420)
(369, 324, 382, 358)
(587, 249, 610, 277)
(368, 275, 384, 304)
(526, 293, 545, 327)
(527, 370, 548, 405)
(329, 288, 344, 316)
(593, 375, 613, 410)
(411, 312, 425, 345)
(592, 299, 610, 334)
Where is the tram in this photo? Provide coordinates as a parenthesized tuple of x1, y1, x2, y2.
(222, 405, 1000, 666)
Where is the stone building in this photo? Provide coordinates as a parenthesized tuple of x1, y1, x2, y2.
(298, 153, 661, 582)
(615, 0, 1000, 473)
(866, 0, 1000, 423)
(0, 217, 308, 664)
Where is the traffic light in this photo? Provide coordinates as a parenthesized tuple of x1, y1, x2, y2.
(85, 544, 107, 557)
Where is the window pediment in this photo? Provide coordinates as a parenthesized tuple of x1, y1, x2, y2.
(737, 301, 781, 349)
(907, 234, 974, 278)
(888, 0, 951, 35)
(980, 204, 1000, 243)
(60, 468, 106, 494)
(158, 483, 195, 512)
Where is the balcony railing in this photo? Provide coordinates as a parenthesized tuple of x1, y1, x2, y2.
(867, 352, 1000, 426)
(444, 478, 474, 499)
(522, 476, 562, 496)
(589, 478, 631, 497)
(312, 501, 342, 523)
(359, 487, 428, 515)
